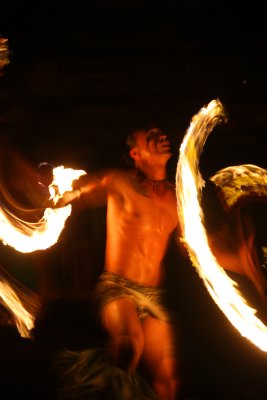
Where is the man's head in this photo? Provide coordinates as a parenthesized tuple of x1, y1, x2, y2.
(126, 126, 172, 169)
(37, 162, 54, 187)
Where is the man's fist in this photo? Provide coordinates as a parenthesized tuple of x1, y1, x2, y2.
(52, 189, 81, 208)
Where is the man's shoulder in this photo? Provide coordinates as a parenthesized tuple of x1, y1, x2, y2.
(103, 168, 133, 186)
(107, 167, 132, 178)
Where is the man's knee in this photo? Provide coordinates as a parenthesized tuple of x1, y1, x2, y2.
(112, 333, 144, 372)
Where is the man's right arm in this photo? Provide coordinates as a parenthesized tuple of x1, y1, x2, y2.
(52, 170, 113, 208)
(54, 187, 82, 207)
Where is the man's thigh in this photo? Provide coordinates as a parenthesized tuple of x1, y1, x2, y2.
(103, 297, 142, 337)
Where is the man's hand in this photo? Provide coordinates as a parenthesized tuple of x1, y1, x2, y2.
(50, 189, 81, 208)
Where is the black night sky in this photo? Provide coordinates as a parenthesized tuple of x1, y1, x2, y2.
(0, 1, 267, 399)
(1, 1, 266, 171)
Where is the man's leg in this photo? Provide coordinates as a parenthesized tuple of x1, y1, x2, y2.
(102, 297, 144, 373)
(142, 316, 180, 400)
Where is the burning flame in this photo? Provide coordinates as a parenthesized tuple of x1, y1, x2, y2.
(0, 165, 86, 338)
(0, 166, 86, 253)
(0, 263, 41, 338)
(176, 99, 267, 352)
(0, 279, 36, 338)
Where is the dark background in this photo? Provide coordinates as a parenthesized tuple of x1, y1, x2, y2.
(0, 1, 266, 172)
(0, 1, 267, 399)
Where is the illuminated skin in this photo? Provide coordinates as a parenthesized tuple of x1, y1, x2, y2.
(205, 188, 267, 297)
(207, 213, 267, 297)
(58, 128, 180, 400)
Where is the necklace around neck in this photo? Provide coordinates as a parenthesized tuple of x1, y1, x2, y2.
(136, 170, 171, 195)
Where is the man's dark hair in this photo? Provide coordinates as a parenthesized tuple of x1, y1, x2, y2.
(123, 124, 160, 166)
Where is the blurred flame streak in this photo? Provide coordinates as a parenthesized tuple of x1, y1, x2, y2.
(176, 99, 267, 352)
(0, 166, 86, 337)
(0, 37, 10, 75)
(0, 280, 36, 338)
(0, 165, 86, 253)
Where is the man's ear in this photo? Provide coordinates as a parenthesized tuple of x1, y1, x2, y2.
(129, 147, 139, 160)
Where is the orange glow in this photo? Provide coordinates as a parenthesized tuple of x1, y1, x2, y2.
(0, 37, 10, 75)
(0, 165, 86, 338)
(176, 99, 267, 352)
(0, 279, 37, 338)
(0, 165, 86, 253)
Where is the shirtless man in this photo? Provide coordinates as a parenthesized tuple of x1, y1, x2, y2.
(56, 126, 181, 400)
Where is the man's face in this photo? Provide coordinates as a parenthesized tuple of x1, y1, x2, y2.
(137, 128, 171, 156)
